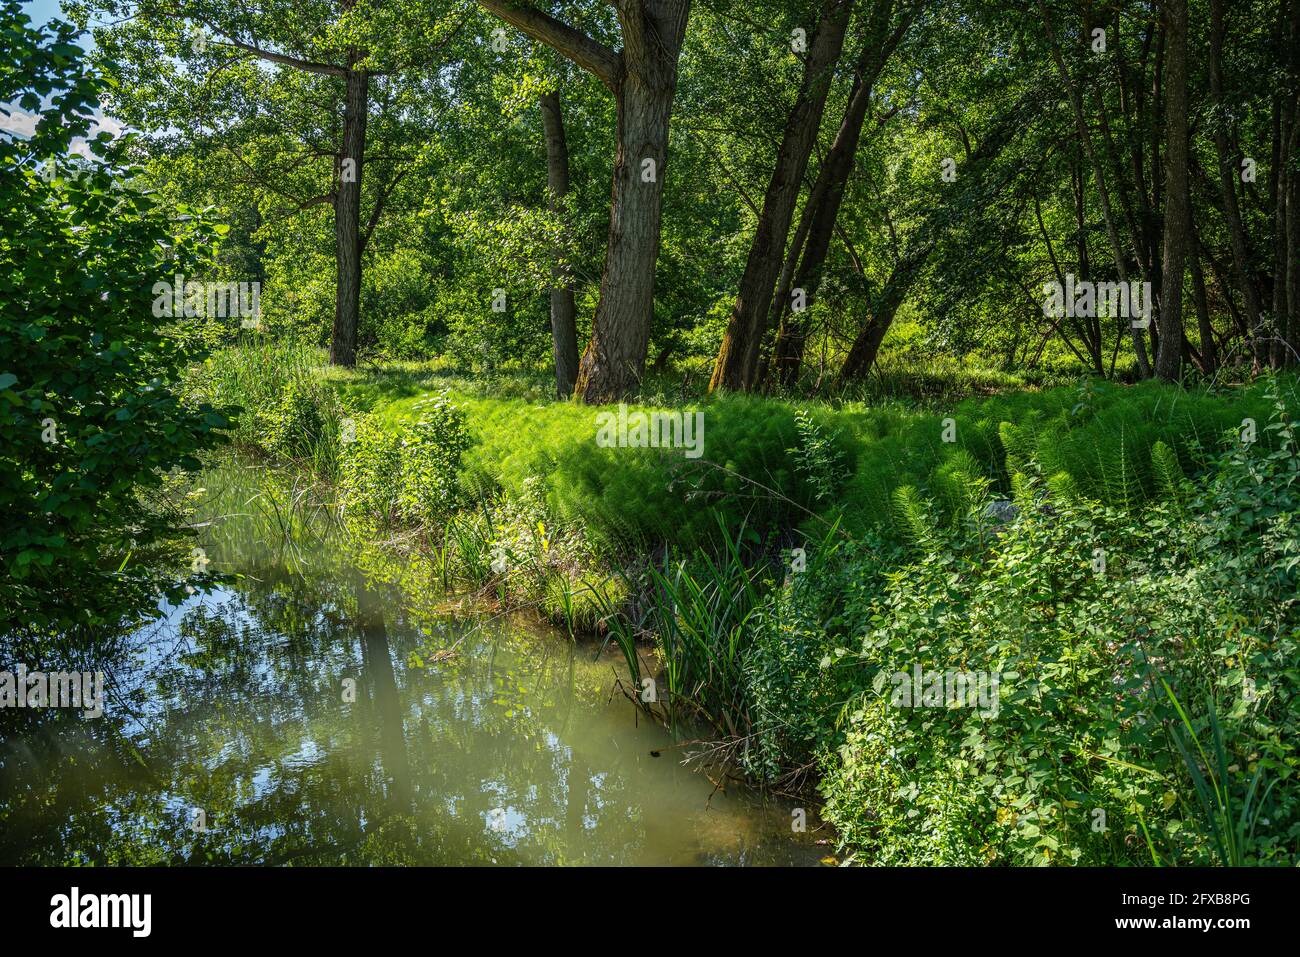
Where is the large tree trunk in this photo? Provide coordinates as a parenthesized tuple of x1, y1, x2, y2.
(1268, 0, 1298, 367)
(573, 0, 691, 403)
(1038, 0, 1152, 377)
(331, 67, 368, 367)
(1190, 232, 1217, 374)
(709, 0, 854, 393)
(1155, 0, 1189, 380)
(476, 0, 689, 404)
(1208, 0, 1264, 362)
(1121, 20, 1162, 346)
(1270, 96, 1288, 366)
(772, 0, 919, 389)
(1290, 122, 1300, 360)
(540, 90, 579, 399)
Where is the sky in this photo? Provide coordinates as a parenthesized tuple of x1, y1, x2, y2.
(21, 0, 99, 51)
(4, 1, 115, 154)
(23, 0, 70, 30)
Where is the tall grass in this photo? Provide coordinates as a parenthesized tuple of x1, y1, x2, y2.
(187, 337, 324, 439)
(1161, 680, 1277, 867)
(187, 338, 346, 478)
(593, 516, 770, 738)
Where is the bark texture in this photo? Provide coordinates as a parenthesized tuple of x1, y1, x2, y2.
(710, 0, 854, 392)
(540, 90, 579, 398)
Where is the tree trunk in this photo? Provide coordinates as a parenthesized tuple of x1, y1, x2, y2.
(709, 0, 854, 392)
(1190, 232, 1216, 374)
(1155, 0, 1189, 380)
(1286, 0, 1300, 360)
(573, 0, 691, 403)
(772, 0, 919, 389)
(838, 244, 930, 380)
(1038, 0, 1151, 377)
(1289, 121, 1300, 360)
(1208, 0, 1264, 362)
(837, 94, 1026, 382)
(1270, 93, 1289, 366)
(771, 88, 870, 388)
(540, 90, 579, 399)
(331, 67, 368, 367)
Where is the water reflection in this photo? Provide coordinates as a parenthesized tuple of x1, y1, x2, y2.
(0, 457, 822, 866)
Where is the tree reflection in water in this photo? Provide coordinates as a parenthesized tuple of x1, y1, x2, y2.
(0, 456, 821, 866)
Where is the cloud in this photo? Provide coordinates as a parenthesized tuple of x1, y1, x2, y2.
(92, 113, 123, 138)
(0, 104, 125, 141)
(0, 105, 40, 137)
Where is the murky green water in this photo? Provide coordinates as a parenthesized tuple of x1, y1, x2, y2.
(0, 456, 824, 866)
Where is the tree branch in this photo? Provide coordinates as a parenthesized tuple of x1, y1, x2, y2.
(477, 1, 622, 91)
(172, 9, 347, 76)
(361, 165, 412, 253)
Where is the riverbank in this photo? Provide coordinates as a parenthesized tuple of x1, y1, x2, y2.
(2, 452, 826, 865)
(182, 339, 1300, 865)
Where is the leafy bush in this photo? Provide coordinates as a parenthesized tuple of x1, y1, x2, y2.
(0, 6, 230, 640)
(396, 391, 472, 523)
(814, 398, 1300, 865)
(339, 390, 471, 525)
(359, 249, 444, 360)
(339, 414, 403, 522)
(259, 374, 339, 461)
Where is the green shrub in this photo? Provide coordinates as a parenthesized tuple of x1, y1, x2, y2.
(0, 10, 231, 640)
(396, 391, 473, 523)
(815, 404, 1300, 865)
(259, 374, 338, 460)
(339, 390, 472, 526)
(340, 414, 403, 522)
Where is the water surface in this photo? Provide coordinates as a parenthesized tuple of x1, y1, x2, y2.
(0, 457, 824, 866)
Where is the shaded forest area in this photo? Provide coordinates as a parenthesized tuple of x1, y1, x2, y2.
(69, 0, 1300, 397)
(5, 0, 1300, 870)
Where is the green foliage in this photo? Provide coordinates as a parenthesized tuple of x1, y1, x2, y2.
(1161, 684, 1277, 868)
(260, 374, 336, 460)
(358, 249, 445, 360)
(339, 414, 403, 522)
(787, 408, 850, 502)
(1150, 440, 1187, 507)
(0, 3, 231, 639)
(444, 391, 823, 551)
(833, 378, 1292, 538)
(188, 337, 345, 477)
(338, 390, 472, 526)
(396, 391, 473, 523)
(813, 402, 1300, 865)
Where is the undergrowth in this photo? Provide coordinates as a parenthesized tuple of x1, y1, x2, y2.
(189, 341, 1300, 865)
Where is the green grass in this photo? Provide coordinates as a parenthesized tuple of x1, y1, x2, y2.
(199, 342, 1300, 554)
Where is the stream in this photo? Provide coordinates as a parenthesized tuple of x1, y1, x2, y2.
(0, 454, 825, 866)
